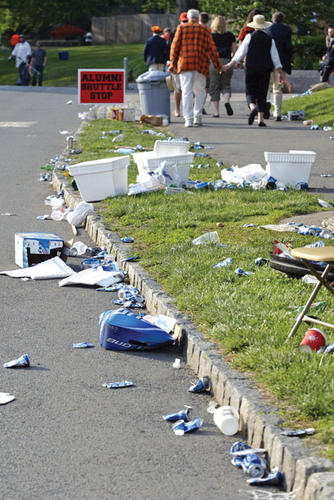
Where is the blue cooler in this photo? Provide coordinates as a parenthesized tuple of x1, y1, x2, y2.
(99, 308, 174, 351)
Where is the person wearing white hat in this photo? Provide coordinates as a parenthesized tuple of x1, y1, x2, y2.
(223, 14, 284, 127)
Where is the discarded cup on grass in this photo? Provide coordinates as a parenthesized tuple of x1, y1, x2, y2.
(4, 354, 30, 368)
(192, 231, 220, 245)
(213, 405, 239, 436)
(299, 328, 326, 353)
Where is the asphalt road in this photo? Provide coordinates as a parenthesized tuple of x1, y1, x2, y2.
(0, 87, 256, 499)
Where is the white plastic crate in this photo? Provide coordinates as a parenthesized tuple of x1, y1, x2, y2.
(68, 156, 130, 202)
(132, 141, 193, 186)
(153, 140, 190, 155)
(264, 150, 316, 187)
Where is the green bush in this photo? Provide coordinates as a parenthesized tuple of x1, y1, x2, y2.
(292, 35, 325, 70)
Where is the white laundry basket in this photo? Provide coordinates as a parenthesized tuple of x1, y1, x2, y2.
(68, 156, 130, 202)
(264, 150, 316, 187)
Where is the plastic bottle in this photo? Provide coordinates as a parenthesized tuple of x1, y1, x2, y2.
(213, 405, 239, 435)
(111, 133, 124, 142)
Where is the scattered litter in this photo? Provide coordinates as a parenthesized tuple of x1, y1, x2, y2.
(99, 308, 174, 351)
(103, 381, 134, 389)
(65, 202, 94, 227)
(72, 342, 94, 349)
(59, 267, 125, 288)
(14, 232, 63, 268)
(310, 124, 320, 130)
(291, 301, 326, 314)
(78, 112, 89, 120)
(192, 231, 220, 245)
(69, 241, 88, 256)
(66, 100, 72, 105)
(213, 405, 239, 435)
(232, 449, 267, 478)
(302, 274, 320, 285)
(163, 405, 192, 422)
(4, 354, 30, 368)
(188, 376, 211, 393)
(318, 198, 332, 208)
(0, 256, 75, 280)
(303, 120, 313, 126)
(59, 130, 71, 135)
(213, 258, 232, 268)
(141, 129, 165, 137)
(111, 133, 124, 143)
(323, 126, 332, 131)
(235, 268, 254, 277)
(323, 341, 334, 354)
(299, 328, 326, 353)
(260, 223, 298, 232)
(281, 428, 315, 437)
(120, 236, 134, 243)
(320, 173, 333, 177)
(142, 314, 177, 333)
(36, 215, 49, 220)
(242, 488, 297, 499)
(244, 223, 258, 228)
(112, 285, 145, 308)
(1, 212, 16, 216)
(172, 417, 202, 435)
(255, 257, 268, 266)
(287, 110, 305, 120)
(39, 173, 52, 182)
(248, 468, 283, 486)
(120, 255, 140, 262)
(172, 358, 181, 369)
(0, 392, 15, 405)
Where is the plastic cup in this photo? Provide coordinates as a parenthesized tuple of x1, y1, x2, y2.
(299, 328, 326, 353)
(213, 406, 239, 436)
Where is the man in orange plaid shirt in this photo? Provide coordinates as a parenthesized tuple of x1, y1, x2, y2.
(169, 9, 223, 127)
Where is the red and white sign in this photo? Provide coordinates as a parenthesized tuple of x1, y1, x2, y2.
(78, 69, 125, 104)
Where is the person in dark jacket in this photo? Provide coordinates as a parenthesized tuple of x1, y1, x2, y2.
(320, 24, 334, 83)
(143, 26, 168, 72)
(266, 12, 293, 121)
(223, 15, 284, 127)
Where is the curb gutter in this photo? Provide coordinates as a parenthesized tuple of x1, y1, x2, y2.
(52, 115, 334, 500)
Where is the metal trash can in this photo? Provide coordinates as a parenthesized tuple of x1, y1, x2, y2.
(136, 71, 170, 121)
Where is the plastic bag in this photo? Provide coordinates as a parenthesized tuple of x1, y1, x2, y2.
(65, 201, 94, 227)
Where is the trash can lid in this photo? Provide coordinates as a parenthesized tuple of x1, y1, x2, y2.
(136, 70, 169, 83)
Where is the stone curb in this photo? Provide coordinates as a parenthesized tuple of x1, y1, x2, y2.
(52, 117, 334, 500)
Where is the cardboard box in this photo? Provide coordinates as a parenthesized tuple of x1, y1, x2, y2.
(15, 232, 64, 268)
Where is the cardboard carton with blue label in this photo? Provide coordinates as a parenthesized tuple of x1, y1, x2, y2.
(15, 233, 63, 268)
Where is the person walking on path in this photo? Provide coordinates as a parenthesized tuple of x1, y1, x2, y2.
(31, 41, 47, 87)
(223, 15, 283, 127)
(320, 24, 334, 84)
(143, 26, 168, 72)
(11, 34, 32, 86)
(238, 8, 262, 44)
(266, 12, 293, 121)
(169, 8, 222, 128)
(209, 15, 237, 117)
(167, 12, 188, 118)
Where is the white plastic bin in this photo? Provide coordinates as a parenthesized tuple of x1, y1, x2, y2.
(264, 150, 316, 187)
(68, 156, 130, 202)
(132, 140, 194, 187)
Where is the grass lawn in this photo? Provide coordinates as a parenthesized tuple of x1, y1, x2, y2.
(63, 118, 334, 461)
(282, 87, 334, 128)
(0, 44, 146, 86)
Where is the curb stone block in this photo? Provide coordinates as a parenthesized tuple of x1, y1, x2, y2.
(294, 457, 334, 500)
(283, 440, 311, 492)
(303, 472, 334, 500)
(263, 424, 283, 460)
